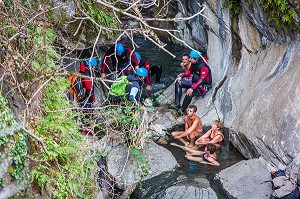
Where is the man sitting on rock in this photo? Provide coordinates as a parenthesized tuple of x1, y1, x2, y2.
(171, 105, 203, 147)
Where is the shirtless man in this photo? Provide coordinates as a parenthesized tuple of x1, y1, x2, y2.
(171, 105, 203, 147)
(180, 54, 191, 71)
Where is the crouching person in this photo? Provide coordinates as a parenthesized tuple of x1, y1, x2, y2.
(125, 68, 148, 107)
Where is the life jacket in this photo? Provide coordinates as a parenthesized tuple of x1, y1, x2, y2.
(112, 46, 129, 67)
(109, 76, 129, 96)
(191, 58, 212, 85)
(67, 73, 86, 101)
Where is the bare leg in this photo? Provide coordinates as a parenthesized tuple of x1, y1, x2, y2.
(170, 143, 204, 155)
(171, 131, 189, 146)
(191, 144, 204, 150)
(185, 154, 204, 163)
(187, 135, 195, 148)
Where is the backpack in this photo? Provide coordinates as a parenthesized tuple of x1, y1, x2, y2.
(271, 169, 286, 179)
(109, 76, 129, 96)
(67, 73, 86, 101)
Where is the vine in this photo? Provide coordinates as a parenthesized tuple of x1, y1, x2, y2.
(222, 0, 242, 16)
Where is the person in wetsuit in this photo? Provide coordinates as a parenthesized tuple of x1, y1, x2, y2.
(101, 43, 139, 79)
(195, 119, 224, 149)
(133, 52, 163, 91)
(171, 50, 212, 113)
(170, 143, 220, 166)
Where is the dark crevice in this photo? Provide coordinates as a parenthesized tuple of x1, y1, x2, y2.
(230, 13, 242, 70)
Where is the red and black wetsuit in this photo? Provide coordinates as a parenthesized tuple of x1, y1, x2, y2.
(135, 56, 162, 86)
(101, 43, 139, 76)
(174, 56, 211, 111)
(79, 63, 95, 107)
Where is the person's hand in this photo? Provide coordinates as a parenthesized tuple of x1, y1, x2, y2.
(135, 65, 139, 70)
(146, 85, 151, 90)
(101, 73, 106, 79)
(175, 76, 182, 83)
(186, 88, 193, 96)
(93, 101, 98, 108)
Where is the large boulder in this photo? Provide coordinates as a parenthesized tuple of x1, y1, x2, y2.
(106, 140, 178, 190)
(217, 158, 272, 199)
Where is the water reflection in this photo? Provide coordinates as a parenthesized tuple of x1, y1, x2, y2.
(134, 36, 190, 87)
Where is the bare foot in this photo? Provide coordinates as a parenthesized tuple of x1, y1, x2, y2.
(185, 154, 192, 158)
(184, 142, 190, 147)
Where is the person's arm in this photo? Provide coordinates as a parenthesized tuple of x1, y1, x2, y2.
(181, 65, 192, 78)
(184, 117, 189, 131)
(198, 129, 212, 139)
(199, 157, 220, 166)
(82, 78, 94, 103)
(144, 60, 151, 87)
(128, 48, 139, 68)
(191, 67, 209, 90)
(208, 132, 224, 145)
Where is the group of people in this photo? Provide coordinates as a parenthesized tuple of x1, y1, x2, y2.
(171, 105, 224, 166)
(70, 42, 214, 140)
(69, 42, 165, 134)
(169, 50, 212, 115)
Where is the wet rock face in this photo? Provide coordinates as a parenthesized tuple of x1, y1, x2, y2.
(174, 0, 207, 49)
(217, 158, 273, 199)
(174, 0, 300, 168)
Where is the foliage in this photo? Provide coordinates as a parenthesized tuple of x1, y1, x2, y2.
(0, 94, 15, 131)
(27, 24, 60, 73)
(0, 95, 29, 183)
(79, 0, 118, 38)
(222, 0, 242, 15)
(258, 0, 297, 28)
(30, 78, 96, 199)
(11, 130, 28, 180)
(128, 146, 150, 177)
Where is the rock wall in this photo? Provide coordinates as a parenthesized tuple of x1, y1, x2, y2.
(174, 0, 300, 168)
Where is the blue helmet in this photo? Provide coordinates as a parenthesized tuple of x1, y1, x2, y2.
(136, 67, 148, 77)
(85, 58, 97, 66)
(134, 52, 141, 63)
(116, 43, 124, 55)
(189, 50, 201, 59)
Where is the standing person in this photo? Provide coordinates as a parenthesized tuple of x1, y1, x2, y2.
(195, 120, 224, 149)
(101, 43, 139, 79)
(171, 105, 203, 148)
(125, 67, 148, 107)
(170, 50, 212, 113)
(170, 143, 220, 166)
(134, 52, 164, 90)
(79, 58, 98, 135)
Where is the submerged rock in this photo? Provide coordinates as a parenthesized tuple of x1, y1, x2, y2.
(217, 158, 272, 199)
(163, 185, 217, 199)
(155, 178, 217, 199)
